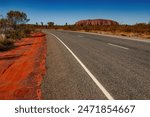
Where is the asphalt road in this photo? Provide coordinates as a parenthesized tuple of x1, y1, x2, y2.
(41, 29, 150, 100)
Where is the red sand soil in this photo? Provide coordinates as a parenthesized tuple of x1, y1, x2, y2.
(0, 32, 46, 100)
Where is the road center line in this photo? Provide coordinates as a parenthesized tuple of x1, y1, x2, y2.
(108, 43, 129, 50)
(78, 35, 83, 37)
(49, 32, 114, 100)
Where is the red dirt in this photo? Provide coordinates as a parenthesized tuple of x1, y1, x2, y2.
(0, 32, 46, 100)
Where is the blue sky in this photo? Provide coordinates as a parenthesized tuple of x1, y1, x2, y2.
(0, 0, 150, 25)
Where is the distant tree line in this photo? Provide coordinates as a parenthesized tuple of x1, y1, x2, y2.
(35, 21, 150, 36)
(42, 22, 150, 37)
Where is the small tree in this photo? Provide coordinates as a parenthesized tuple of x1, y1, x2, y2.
(47, 22, 54, 27)
(0, 18, 9, 33)
(7, 10, 30, 29)
(41, 22, 44, 26)
(5, 11, 34, 40)
(65, 22, 68, 26)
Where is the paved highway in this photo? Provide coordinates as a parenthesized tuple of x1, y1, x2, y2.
(41, 30, 150, 100)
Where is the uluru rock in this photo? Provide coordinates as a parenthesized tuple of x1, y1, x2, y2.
(75, 19, 119, 26)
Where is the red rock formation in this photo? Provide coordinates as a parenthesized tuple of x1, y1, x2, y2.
(75, 19, 119, 26)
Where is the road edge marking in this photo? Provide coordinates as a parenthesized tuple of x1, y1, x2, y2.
(49, 32, 114, 100)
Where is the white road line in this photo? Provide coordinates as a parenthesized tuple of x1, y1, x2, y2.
(78, 35, 83, 37)
(68, 30, 150, 43)
(49, 32, 114, 100)
(108, 43, 129, 50)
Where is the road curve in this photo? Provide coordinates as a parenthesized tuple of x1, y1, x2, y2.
(42, 29, 150, 100)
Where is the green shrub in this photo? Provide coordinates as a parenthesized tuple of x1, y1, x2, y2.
(5, 30, 23, 40)
(0, 38, 14, 51)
